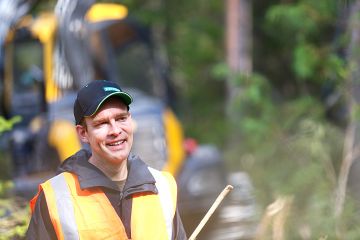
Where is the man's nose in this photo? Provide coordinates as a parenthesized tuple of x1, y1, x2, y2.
(109, 120, 121, 135)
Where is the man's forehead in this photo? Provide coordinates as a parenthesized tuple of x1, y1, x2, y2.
(93, 103, 128, 118)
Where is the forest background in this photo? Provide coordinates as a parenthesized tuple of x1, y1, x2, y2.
(126, 0, 360, 238)
(2, 0, 360, 239)
(122, 0, 360, 238)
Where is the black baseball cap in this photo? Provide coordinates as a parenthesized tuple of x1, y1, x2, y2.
(74, 80, 133, 125)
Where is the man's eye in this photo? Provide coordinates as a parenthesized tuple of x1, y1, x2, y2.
(117, 116, 128, 122)
(95, 122, 106, 127)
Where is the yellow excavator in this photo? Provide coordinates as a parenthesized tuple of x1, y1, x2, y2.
(0, 0, 256, 239)
(1, 1, 187, 186)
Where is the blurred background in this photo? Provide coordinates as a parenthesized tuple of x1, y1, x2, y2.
(1, 0, 360, 239)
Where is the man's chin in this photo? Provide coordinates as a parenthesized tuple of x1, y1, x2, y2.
(100, 145, 129, 161)
(108, 153, 128, 164)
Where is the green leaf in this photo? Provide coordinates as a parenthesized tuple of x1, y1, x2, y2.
(293, 43, 320, 79)
(0, 116, 22, 135)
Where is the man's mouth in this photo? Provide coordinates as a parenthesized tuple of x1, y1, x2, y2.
(108, 140, 126, 146)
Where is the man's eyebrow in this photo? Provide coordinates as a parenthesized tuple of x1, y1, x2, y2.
(91, 114, 107, 123)
(91, 117, 106, 125)
(92, 111, 129, 122)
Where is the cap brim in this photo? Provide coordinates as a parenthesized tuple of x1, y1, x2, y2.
(84, 92, 133, 117)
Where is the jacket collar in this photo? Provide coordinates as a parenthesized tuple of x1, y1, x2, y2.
(58, 149, 157, 197)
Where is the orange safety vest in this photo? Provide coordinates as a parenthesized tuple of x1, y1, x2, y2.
(30, 168, 178, 240)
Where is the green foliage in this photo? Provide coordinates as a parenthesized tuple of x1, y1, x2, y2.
(229, 73, 275, 143)
(266, 4, 318, 39)
(0, 181, 14, 198)
(0, 197, 30, 240)
(0, 116, 21, 136)
(0, 117, 18, 181)
(0, 151, 12, 181)
(246, 5, 352, 237)
(293, 42, 320, 79)
(265, 1, 337, 41)
(224, 93, 350, 238)
(260, 0, 346, 96)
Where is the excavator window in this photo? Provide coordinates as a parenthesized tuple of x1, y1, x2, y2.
(114, 42, 161, 96)
(8, 38, 45, 126)
(88, 20, 166, 100)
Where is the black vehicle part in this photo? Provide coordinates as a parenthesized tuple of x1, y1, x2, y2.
(54, 0, 95, 89)
(176, 145, 227, 238)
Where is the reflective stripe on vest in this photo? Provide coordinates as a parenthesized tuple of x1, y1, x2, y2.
(131, 167, 177, 240)
(49, 174, 79, 240)
(149, 167, 177, 239)
(37, 170, 177, 240)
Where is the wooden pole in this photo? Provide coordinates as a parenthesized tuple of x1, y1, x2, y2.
(188, 185, 234, 240)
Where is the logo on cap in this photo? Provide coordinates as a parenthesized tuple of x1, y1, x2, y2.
(104, 87, 120, 92)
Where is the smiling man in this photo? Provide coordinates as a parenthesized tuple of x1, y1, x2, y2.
(26, 80, 187, 240)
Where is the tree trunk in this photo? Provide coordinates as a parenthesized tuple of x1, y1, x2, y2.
(225, 0, 252, 117)
(335, 0, 360, 236)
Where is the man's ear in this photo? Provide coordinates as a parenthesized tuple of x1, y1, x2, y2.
(76, 124, 89, 143)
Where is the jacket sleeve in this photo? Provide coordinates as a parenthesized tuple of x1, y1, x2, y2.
(173, 208, 188, 240)
(25, 191, 57, 240)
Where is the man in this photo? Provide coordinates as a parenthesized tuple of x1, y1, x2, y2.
(26, 80, 187, 240)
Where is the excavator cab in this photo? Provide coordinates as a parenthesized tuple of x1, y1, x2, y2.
(1, 13, 80, 190)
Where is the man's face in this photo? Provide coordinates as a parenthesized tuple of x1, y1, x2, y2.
(77, 98, 133, 166)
